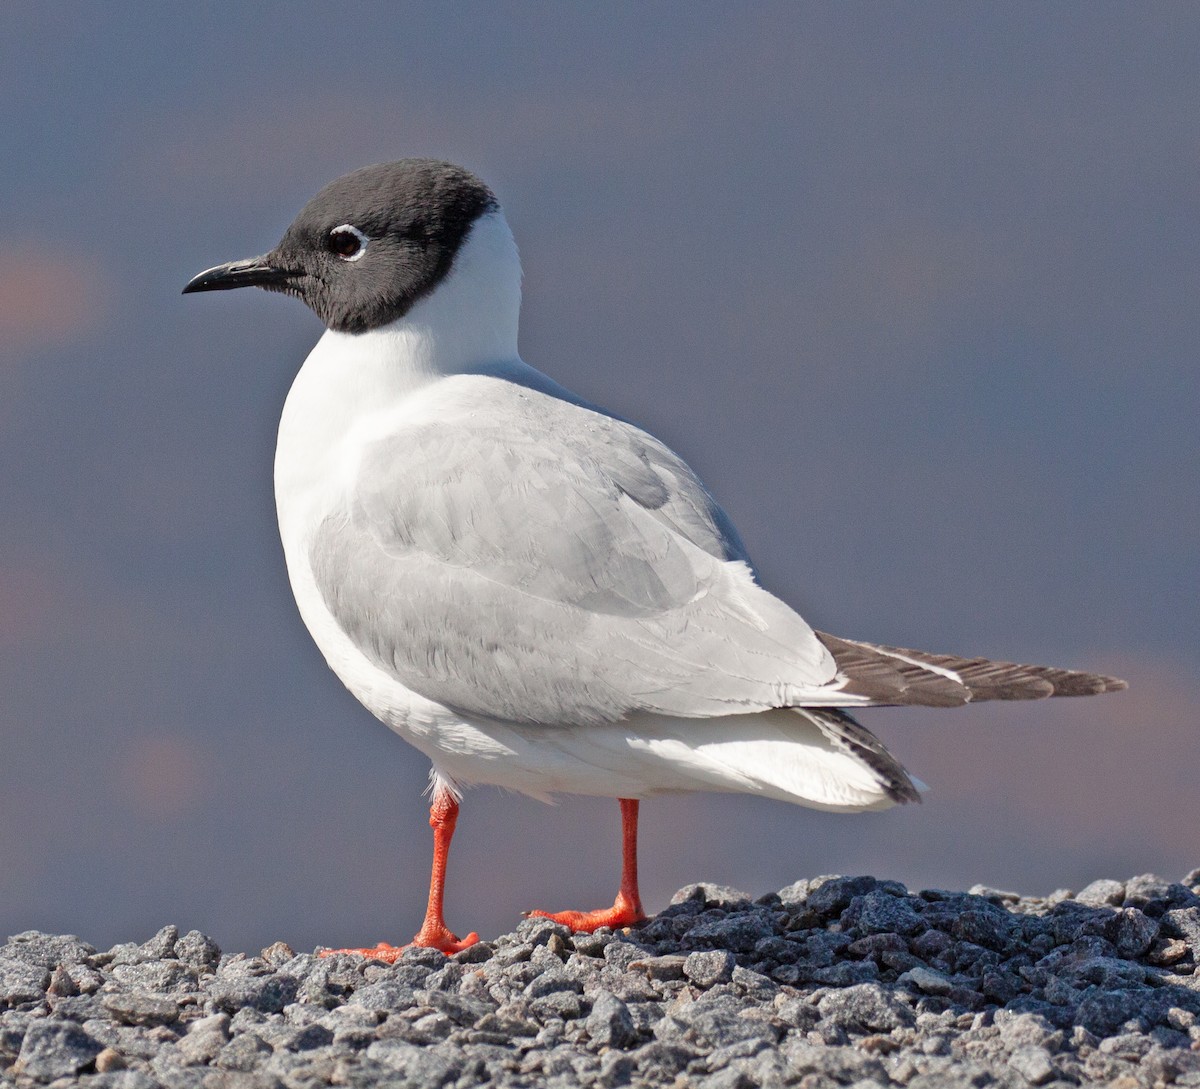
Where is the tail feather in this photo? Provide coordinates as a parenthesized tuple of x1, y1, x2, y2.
(798, 707, 922, 805)
(816, 632, 1127, 708)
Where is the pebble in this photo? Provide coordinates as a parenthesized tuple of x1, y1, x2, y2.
(2, 870, 1200, 1086)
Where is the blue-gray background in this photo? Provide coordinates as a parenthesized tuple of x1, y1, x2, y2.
(2, 4, 1197, 955)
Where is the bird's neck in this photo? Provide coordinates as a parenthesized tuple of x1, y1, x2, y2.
(276, 210, 524, 517)
(303, 209, 523, 403)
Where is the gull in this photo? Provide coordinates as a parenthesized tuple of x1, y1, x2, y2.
(183, 160, 1126, 959)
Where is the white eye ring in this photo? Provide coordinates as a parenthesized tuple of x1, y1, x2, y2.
(329, 224, 369, 261)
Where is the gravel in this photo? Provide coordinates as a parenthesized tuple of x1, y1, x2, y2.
(3, 869, 1200, 1087)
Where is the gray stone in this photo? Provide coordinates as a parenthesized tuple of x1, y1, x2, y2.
(1165, 907, 1200, 951)
(0, 955, 50, 1004)
(15, 1018, 103, 1079)
(899, 966, 954, 995)
(531, 988, 586, 1019)
(670, 883, 753, 908)
(101, 990, 181, 1025)
(1, 931, 95, 969)
(811, 960, 879, 986)
(110, 960, 195, 993)
(817, 983, 914, 1033)
(587, 991, 638, 1048)
(213, 1031, 271, 1070)
(176, 1012, 230, 1065)
(1076, 879, 1126, 907)
(1010, 1045, 1056, 1084)
(173, 931, 221, 971)
(629, 954, 686, 980)
(208, 973, 299, 1014)
(138, 925, 181, 960)
(684, 950, 736, 988)
(601, 941, 645, 971)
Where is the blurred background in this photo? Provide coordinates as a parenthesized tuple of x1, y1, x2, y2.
(1, 3, 1197, 955)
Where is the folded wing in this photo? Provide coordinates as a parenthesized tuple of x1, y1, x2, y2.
(310, 377, 840, 727)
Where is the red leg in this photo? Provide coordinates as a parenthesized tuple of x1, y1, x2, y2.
(318, 791, 479, 962)
(528, 798, 647, 932)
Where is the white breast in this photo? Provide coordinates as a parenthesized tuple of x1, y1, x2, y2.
(272, 209, 527, 753)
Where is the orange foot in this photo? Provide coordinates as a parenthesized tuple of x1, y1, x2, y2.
(527, 891, 646, 934)
(318, 924, 479, 962)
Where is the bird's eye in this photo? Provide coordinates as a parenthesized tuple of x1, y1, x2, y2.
(328, 224, 368, 261)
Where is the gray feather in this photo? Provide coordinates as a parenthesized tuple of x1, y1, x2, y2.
(817, 632, 1127, 707)
(310, 377, 836, 726)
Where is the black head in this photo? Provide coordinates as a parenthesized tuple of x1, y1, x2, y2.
(183, 160, 498, 333)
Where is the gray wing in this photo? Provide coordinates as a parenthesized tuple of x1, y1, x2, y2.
(310, 377, 837, 726)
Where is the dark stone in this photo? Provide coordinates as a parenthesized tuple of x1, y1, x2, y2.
(844, 891, 924, 936)
(685, 914, 774, 954)
(1107, 909, 1160, 958)
(1074, 988, 1144, 1037)
(810, 960, 879, 986)
(952, 908, 1015, 951)
(806, 876, 879, 917)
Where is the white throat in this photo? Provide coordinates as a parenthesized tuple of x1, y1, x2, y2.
(275, 209, 523, 533)
(313, 208, 521, 389)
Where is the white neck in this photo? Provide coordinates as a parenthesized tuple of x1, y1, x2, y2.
(304, 208, 522, 398)
(276, 209, 524, 516)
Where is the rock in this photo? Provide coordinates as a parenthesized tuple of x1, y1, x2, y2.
(685, 914, 774, 953)
(899, 966, 954, 995)
(1109, 908, 1160, 957)
(1076, 879, 1126, 907)
(0, 956, 50, 1005)
(4, 870, 1199, 1086)
(816, 983, 914, 1033)
(101, 990, 181, 1025)
(845, 890, 923, 936)
(806, 876, 879, 917)
(1, 932, 96, 969)
(15, 1019, 103, 1079)
(684, 950, 736, 988)
(173, 931, 221, 970)
(669, 883, 753, 908)
(587, 991, 638, 1049)
(1010, 1045, 1056, 1085)
(207, 972, 299, 1013)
